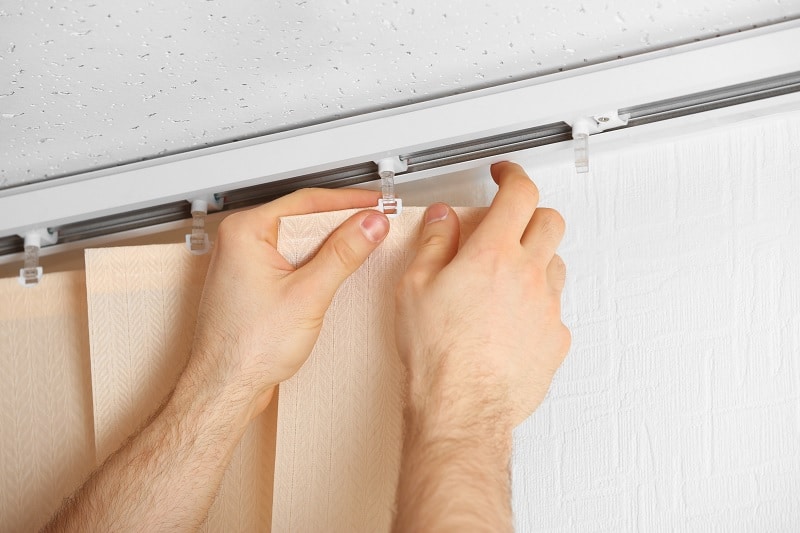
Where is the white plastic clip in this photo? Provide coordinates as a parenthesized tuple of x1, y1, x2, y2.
(17, 228, 58, 287)
(185, 194, 223, 255)
(374, 156, 407, 218)
(378, 197, 403, 217)
(567, 111, 630, 174)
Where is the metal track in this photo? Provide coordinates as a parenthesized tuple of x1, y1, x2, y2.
(0, 71, 798, 257)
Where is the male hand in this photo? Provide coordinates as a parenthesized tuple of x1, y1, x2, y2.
(187, 188, 390, 420)
(395, 162, 570, 434)
(45, 189, 389, 533)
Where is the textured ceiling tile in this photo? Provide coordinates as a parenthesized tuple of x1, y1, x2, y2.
(1, 0, 798, 186)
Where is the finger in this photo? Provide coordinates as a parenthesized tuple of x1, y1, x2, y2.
(546, 254, 567, 292)
(471, 161, 540, 246)
(294, 209, 390, 301)
(404, 203, 460, 287)
(238, 188, 382, 246)
(521, 208, 565, 267)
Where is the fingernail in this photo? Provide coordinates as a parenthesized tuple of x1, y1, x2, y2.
(425, 203, 449, 224)
(360, 213, 390, 242)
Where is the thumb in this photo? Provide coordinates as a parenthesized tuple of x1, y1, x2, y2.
(405, 203, 460, 286)
(296, 209, 390, 300)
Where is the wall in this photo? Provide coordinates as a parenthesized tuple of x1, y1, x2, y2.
(396, 111, 800, 531)
(2, 0, 799, 186)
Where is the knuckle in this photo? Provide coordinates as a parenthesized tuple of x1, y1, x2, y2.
(289, 188, 314, 201)
(511, 177, 540, 204)
(217, 213, 239, 233)
(469, 235, 510, 258)
(420, 232, 450, 252)
(279, 187, 316, 207)
(538, 208, 566, 238)
(216, 214, 246, 244)
(528, 262, 548, 285)
(329, 236, 360, 268)
(559, 325, 572, 355)
(551, 254, 567, 277)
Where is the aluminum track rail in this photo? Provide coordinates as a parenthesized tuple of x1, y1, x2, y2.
(1, 70, 798, 257)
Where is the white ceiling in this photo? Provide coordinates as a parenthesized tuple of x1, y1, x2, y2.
(1, 0, 798, 188)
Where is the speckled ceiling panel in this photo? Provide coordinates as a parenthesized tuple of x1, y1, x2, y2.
(1, 0, 799, 187)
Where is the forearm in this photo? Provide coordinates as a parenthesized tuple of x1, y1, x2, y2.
(44, 364, 259, 532)
(393, 399, 514, 532)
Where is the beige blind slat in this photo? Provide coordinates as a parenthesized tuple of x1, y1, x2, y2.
(0, 272, 95, 532)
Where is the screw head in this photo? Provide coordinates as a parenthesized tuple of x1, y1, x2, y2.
(597, 116, 610, 123)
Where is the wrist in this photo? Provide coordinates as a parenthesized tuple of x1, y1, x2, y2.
(405, 355, 515, 447)
(170, 360, 262, 440)
(405, 384, 514, 455)
(182, 342, 277, 424)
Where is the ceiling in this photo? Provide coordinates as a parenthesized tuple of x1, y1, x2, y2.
(1, 0, 799, 189)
